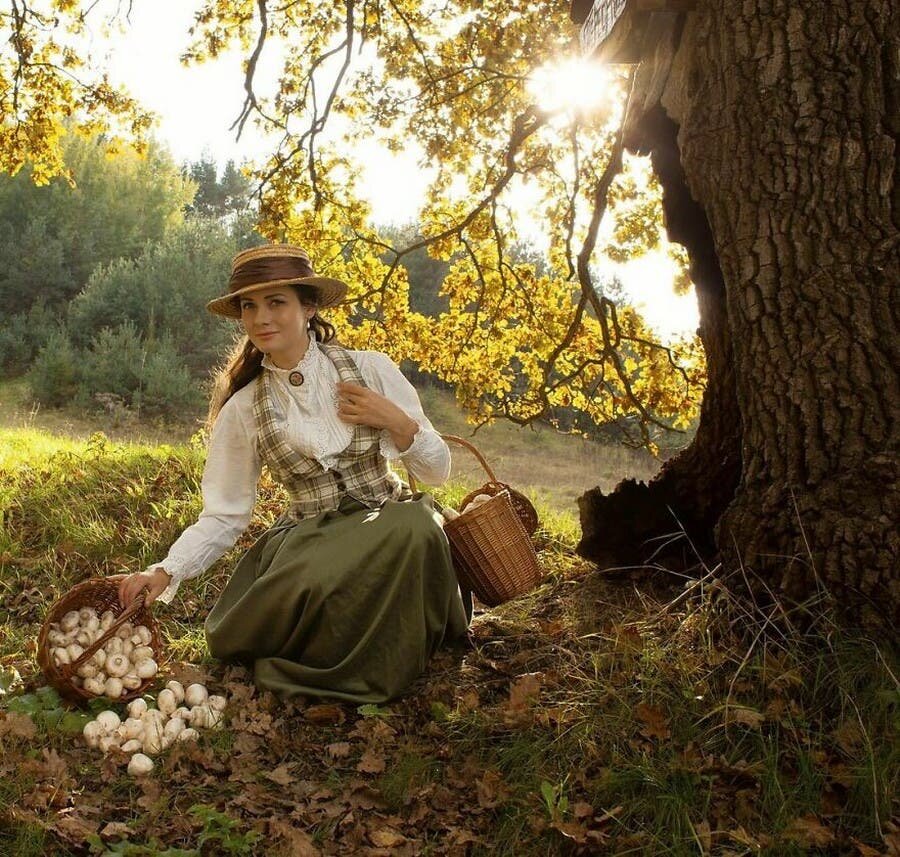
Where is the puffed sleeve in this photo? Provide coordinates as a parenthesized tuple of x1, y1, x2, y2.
(359, 352, 451, 486)
(149, 393, 262, 604)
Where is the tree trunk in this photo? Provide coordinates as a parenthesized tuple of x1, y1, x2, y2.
(577, 0, 899, 626)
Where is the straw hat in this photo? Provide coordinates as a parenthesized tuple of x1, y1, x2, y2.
(206, 244, 349, 318)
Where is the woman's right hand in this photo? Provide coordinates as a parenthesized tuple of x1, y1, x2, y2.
(118, 568, 172, 608)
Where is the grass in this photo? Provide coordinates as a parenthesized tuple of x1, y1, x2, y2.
(0, 415, 897, 854)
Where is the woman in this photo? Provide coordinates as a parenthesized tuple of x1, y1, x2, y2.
(117, 244, 471, 703)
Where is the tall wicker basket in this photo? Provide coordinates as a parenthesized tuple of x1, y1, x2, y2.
(37, 576, 163, 705)
(409, 434, 543, 607)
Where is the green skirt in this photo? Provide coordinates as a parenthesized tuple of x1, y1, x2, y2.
(204, 492, 471, 704)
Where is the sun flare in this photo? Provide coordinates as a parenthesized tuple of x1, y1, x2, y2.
(527, 58, 617, 115)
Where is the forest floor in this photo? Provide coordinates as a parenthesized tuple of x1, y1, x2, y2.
(0, 401, 897, 855)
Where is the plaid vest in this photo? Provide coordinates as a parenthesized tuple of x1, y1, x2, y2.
(253, 343, 404, 520)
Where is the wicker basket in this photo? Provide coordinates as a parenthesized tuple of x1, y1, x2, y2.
(409, 434, 543, 607)
(37, 576, 164, 705)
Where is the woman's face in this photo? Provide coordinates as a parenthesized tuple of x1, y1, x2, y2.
(239, 287, 316, 360)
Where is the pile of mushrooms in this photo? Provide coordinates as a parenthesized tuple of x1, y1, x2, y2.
(82, 680, 226, 776)
(47, 607, 157, 697)
(440, 493, 494, 524)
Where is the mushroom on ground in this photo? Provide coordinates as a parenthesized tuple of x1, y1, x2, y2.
(207, 695, 227, 712)
(127, 698, 148, 718)
(177, 728, 199, 742)
(127, 753, 154, 776)
(191, 704, 223, 730)
(83, 721, 104, 748)
(184, 684, 208, 707)
(121, 739, 143, 754)
(166, 681, 185, 704)
(95, 710, 121, 732)
(156, 689, 177, 716)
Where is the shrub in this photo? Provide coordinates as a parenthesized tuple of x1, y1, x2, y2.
(27, 329, 81, 407)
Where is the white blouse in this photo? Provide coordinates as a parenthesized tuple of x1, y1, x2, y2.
(149, 336, 451, 604)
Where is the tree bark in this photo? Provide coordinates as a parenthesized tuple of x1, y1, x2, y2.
(577, 0, 899, 626)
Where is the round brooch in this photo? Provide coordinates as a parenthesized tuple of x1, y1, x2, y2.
(288, 371, 305, 387)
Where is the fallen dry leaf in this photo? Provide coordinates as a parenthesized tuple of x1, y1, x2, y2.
(369, 826, 406, 847)
(634, 703, 671, 740)
(267, 816, 321, 856)
(100, 821, 132, 840)
(507, 673, 543, 710)
(0, 711, 37, 740)
(326, 741, 351, 759)
(356, 749, 387, 774)
(266, 764, 296, 787)
(784, 814, 835, 848)
(305, 704, 345, 725)
(727, 706, 765, 730)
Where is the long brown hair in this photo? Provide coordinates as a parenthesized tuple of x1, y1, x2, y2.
(206, 285, 337, 429)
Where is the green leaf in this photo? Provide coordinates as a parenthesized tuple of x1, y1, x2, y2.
(356, 703, 393, 718)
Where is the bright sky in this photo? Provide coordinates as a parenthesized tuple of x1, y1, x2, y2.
(95, 1, 698, 339)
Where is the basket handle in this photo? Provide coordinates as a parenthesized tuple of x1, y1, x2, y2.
(407, 434, 499, 492)
(61, 590, 147, 678)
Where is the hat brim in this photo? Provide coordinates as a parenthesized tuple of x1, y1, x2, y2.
(206, 276, 349, 318)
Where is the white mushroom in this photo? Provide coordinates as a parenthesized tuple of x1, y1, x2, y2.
(66, 643, 84, 662)
(121, 739, 143, 754)
(127, 698, 148, 718)
(48, 630, 67, 646)
(191, 704, 223, 730)
(207, 695, 227, 712)
(142, 722, 165, 755)
(84, 615, 100, 633)
(133, 626, 152, 646)
(173, 707, 192, 723)
(60, 610, 80, 632)
(166, 680, 185, 705)
(52, 646, 71, 667)
(121, 717, 145, 741)
(104, 637, 123, 655)
(122, 674, 142, 690)
(83, 721, 104, 748)
(91, 649, 107, 669)
(127, 753, 154, 776)
(184, 684, 208, 708)
(100, 610, 116, 631)
(76, 663, 98, 679)
(95, 710, 121, 733)
(121, 639, 134, 657)
(79, 607, 98, 622)
(105, 653, 130, 678)
(135, 658, 158, 680)
(83, 677, 105, 696)
(104, 677, 124, 699)
(116, 622, 134, 640)
(98, 735, 122, 754)
(177, 728, 199, 743)
(163, 717, 186, 742)
(156, 689, 177, 716)
(131, 646, 154, 663)
(76, 630, 94, 648)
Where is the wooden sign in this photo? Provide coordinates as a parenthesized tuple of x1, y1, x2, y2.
(578, 0, 696, 62)
(580, 0, 628, 56)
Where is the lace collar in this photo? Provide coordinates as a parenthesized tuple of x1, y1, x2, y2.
(260, 334, 323, 378)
